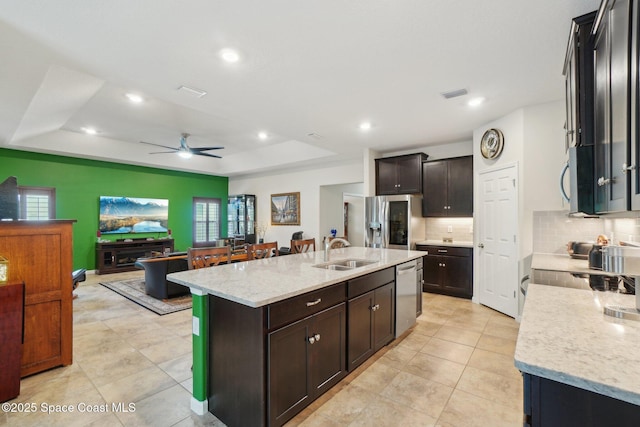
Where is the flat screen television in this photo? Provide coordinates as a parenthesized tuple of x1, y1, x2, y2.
(99, 196, 168, 234)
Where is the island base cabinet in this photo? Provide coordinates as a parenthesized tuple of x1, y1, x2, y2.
(523, 373, 640, 427)
(268, 303, 346, 427)
(347, 276, 395, 372)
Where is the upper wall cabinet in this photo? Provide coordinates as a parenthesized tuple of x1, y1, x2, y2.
(593, 0, 633, 213)
(630, 0, 640, 210)
(375, 153, 428, 195)
(422, 156, 473, 217)
(564, 11, 596, 150)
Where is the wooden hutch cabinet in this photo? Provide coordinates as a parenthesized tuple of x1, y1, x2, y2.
(0, 220, 75, 377)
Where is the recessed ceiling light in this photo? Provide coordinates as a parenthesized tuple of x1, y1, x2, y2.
(359, 122, 372, 131)
(125, 93, 143, 103)
(258, 131, 269, 141)
(468, 97, 485, 107)
(82, 127, 97, 135)
(220, 48, 240, 63)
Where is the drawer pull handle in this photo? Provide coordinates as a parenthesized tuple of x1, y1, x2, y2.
(306, 298, 322, 307)
(438, 249, 448, 253)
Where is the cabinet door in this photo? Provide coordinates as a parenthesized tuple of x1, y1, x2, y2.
(422, 254, 442, 292)
(376, 159, 399, 195)
(309, 303, 346, 397)
(441, 255, 473, 298)
(268, 317, 311, 426)
(447, 156, 473, 216)
(373, 282, 395, 350)
(347, 291, 375, 370)
(396, 155, 422, 194)
(594, 19, 610, 213)
(608, 0, 631, 211)
(422, 161, 448, 216)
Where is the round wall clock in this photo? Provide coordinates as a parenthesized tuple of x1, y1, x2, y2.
(480, 128, 504, 159)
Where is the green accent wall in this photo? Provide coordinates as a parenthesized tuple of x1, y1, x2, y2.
(0, 148, 228, 270)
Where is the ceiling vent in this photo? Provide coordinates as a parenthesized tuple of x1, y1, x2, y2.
(177, 85, 207, 98)
(441, 88, 468, 99)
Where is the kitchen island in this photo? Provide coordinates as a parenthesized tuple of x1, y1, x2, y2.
(168, 246, 424, 427)
(515, 283, 640, 426)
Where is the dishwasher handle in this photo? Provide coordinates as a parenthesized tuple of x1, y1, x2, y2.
(397, 265, 417, 275)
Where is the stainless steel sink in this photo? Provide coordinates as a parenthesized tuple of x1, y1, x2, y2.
(312, 259, 377, 270)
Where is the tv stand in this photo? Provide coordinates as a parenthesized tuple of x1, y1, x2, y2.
(96, 239, 174, 274)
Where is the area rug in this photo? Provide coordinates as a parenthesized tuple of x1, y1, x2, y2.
(100, 278, 192, 315)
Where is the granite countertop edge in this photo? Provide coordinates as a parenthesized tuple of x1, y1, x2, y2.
(168, 247, 424, 308)
(515, 283, 640, 405)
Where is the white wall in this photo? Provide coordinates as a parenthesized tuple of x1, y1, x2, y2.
(229, 161, 363, 248)
(319, 182, 364, 240)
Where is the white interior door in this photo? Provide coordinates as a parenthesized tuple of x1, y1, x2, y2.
(477, 165, 518, 318)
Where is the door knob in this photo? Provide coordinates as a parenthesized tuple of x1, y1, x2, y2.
(478, 243, 484, 248)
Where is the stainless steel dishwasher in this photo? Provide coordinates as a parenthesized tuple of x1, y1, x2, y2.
(395, 259, 418, 337)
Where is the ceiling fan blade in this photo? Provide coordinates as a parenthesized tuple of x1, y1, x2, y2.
(194, 152, 222, 159)
(139, 140, 178, 150)
(189, 146, 224, 152)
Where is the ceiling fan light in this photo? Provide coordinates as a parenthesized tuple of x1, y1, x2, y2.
(178, 151, 193, 159)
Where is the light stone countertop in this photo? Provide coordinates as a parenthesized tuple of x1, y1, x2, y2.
(515, 283, 640, 405)
(416, 240, 473, 248)
(531, 253, 618, 277)
(168, 247, 424, 308)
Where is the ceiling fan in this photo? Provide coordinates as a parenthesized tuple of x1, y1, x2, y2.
(140, 133, 224, 159)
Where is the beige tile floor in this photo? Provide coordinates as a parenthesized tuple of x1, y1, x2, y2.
(1, 270, 522, 426)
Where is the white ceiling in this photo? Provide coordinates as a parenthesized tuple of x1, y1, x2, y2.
(0, 0, 601, 177)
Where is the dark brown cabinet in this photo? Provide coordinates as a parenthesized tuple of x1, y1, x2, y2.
(418, 245, 473, 299)
(422, 156, 473, 217)
(522, 372, 640, 426)
(375, 153, 428, 195)
(347, 283, 394, 371)
(96, 239, 174, 274)
(564, 12, 596, 150)
(268, 303, 346, 426)
(593, 0, 632, 213)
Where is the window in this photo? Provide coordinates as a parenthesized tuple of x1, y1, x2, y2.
(18, 186, 56, 220)
(193, 197, 221, 247)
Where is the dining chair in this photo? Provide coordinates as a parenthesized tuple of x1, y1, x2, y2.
(187, 246, 232, 269)
(247, 241, 279, 260)
(291, 238, 316, 254)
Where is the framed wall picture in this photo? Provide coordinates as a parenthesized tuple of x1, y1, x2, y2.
(271, 192, 300, 225)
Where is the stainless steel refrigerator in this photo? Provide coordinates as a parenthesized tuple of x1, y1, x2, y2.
(365, 195, 424, 250)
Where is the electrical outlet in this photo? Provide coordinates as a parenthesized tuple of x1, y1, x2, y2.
(447, 225, 453, 233)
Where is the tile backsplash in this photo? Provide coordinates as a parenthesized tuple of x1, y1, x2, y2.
(425, 217, 474, 242)
(533, 210, 640, 253)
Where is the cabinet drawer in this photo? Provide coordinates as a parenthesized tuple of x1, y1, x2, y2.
(419, 246, 471, 257)
(268, 283, 346, 330)
(347, 267, 394, 298)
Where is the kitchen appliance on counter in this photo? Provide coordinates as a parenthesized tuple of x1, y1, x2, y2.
(395, 259, 418, 338)
(365, 195, 424, 250)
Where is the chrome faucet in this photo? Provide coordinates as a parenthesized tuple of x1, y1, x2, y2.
(323, 237, 351, 262)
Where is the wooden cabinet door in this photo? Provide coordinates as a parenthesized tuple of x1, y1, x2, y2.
(422, 254, 442, 292)
(309, 303, 346, 398)
(268, 317, 311, 426)
(396, 155, 422, 194)
(376, 159, 399, 195)
(422, 160, 448, 216)
(441, 255, 473, 298)
(347, 292, 375, 370)
(373, 282, 395, 351)
(447, 156, 473, 216)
